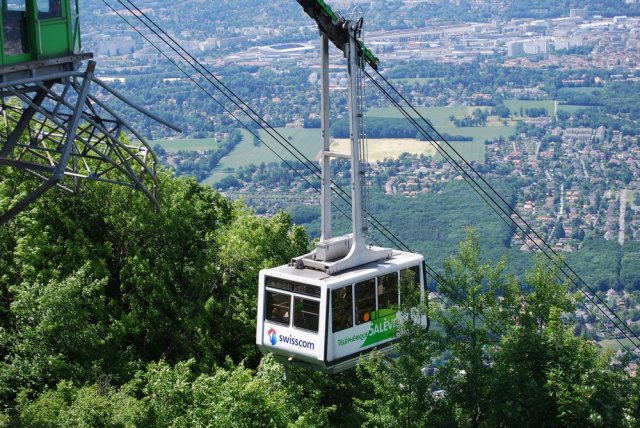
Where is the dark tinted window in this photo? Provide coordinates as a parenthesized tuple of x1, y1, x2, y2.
(3, 0, 27, 55)
(5, 0, 26, 11)
(355, 278, 375, 325)
(331, 285, 352, 332)
(293, 297, 319, 333)
(377, 272, 398, 312)
(38, 0, 62, 19)
(266, 291, 290, 326)
(266, 277, 320, 298)
(400, 265, 422, 305)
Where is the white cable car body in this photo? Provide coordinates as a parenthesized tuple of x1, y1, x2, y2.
(256, 9, 426, 373)
(256, 250, 424, 373)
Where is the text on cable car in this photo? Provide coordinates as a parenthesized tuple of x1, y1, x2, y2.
(267, 328, 315, 350)
(279, 334, 315, 350)
(338, 314, 397, 348)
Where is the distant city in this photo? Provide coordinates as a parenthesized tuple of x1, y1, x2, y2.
(77, 1, 640, 329)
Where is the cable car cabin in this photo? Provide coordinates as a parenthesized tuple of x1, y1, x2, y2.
(1, 0, 81, 67)
(256, 250, 425, 374)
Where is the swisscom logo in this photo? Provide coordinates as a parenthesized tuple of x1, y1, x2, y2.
(268, 328, 277, 345)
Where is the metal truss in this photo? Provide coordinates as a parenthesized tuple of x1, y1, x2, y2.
(0, 59, 180, 224)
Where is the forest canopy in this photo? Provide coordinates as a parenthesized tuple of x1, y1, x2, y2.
(1, 169, 639, 426)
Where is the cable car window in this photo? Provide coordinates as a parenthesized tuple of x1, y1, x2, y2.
(38, 0, 62, 19)
(265, 277, 320, 298)
(5, 0, 26, 11)
(355, 278, 375, 325)
(266, 291, 290, 326)
(293, 297, 319, 333)
(400, 266, 421, 305)
(377, 272, 398, 312)
(3, 0, 27, 55)
(331, 285, 352, 332)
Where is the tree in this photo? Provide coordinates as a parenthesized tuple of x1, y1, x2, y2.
(213, 206, 308, 365)
(16, 356, 335, 427)
(554, 222, 566, 239)
(1, 264, 109, 410)
(434, 230, 518, 427)
(17, 380, 149, 427)
(485, 257, 629, 426)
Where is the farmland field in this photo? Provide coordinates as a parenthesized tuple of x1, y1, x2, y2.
(598, 338, 635, 353)
(331, 138, 437, 161)
(203, 128, 322, 185)
(558, 104, 590, 113)
(219, 128, 322, 169)
(367, 106, 469, 124)
(151, 138, 218, 152)
(504, 100, 555, 115)
(368, 106, 515, 136)
(192, 104, 526, 184)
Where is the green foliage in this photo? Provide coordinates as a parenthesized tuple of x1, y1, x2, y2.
(17, 380, 149, 427)
(0, 166, 308, 411)
(356, 234, 635, 428)
(214, 206, 308, 364)
(567, 237, 621, 291)
(356, 351, 451, 428)
(2, 159, 638, 426)
(434, 230, 518, 427)
(2, 265, 109, 404)
(15, 356, 334, 427)
(485, 257, 629, 427)
(621, 242, 640, 292)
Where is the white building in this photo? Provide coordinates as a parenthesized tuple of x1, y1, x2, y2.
(523, 39, 551, 55)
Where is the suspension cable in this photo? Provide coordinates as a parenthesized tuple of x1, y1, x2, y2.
(363, 67, 640, 351)
(104, 1, 582, 343)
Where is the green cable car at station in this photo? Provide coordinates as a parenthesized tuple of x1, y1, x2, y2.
(0, 0, 175, 224)
(1, 0, 80, 66)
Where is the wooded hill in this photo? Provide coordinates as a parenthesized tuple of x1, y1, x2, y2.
(1, 168, 639, 426)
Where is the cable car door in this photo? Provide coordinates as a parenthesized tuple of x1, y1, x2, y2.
(35, 0, 69, 58)
(2, 0, 31, 64)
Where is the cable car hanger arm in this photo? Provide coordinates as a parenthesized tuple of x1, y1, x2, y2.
(296, 0, 379, 70)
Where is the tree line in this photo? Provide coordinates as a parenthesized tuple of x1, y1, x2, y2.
(327, 117, 472, 141)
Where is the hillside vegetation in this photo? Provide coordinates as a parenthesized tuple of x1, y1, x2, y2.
(1, 169, 640, 426)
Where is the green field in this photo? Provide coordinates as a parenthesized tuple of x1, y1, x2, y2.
(504, 100, 556, 116)
(432, 140, 486, 163)
(557, 104, 590, 113)
(557, 87, 601, 95)
(220, 128, 321, 168)
(200, 106, 517, 184)
(368, 105, 514, 163)
(598, 338, 636, 353)
(151, 138, 218, 152)
(203, 128, 322, 185)
(628, 189, 638, 208)
(367, 106, 469, 124)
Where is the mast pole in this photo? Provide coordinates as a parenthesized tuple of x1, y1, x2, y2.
(346, 22, 366, 252)
(320, 33, 332, 242)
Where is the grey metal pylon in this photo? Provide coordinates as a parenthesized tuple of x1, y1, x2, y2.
(0, 59, 180, 224)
